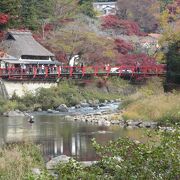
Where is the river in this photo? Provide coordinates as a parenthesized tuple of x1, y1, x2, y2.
(0, 103, 148, 161)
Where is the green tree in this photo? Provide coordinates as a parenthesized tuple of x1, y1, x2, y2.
(0, 0, 21, 28)
(166, 33, 180, 84)
(79, 0, 96, 18)
(21, 0, 39, 30)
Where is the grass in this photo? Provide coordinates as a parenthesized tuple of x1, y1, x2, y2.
(0, 142, 45, 180)
(121, 77, 180, 125)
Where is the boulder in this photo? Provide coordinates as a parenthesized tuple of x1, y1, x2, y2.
(37, 108, 42, 112)
(47, 109, 54, 113)
(104, 100, 108, 103)
(46, 155, 70, 170)
(56, 104, 68, 112)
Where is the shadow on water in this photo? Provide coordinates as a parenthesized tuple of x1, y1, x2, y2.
(0, 114, 150, 161)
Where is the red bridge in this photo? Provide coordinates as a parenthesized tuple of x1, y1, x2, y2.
(0, 64, 166, 81)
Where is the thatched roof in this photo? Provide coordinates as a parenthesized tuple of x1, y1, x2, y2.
(0, 31, 54, 59)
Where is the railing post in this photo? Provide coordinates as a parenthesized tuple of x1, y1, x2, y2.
(69, 67, 73, 77)
(45, 66, 48, 78)
(33, 66, 37, 78)
(106, 66, 111, 77)
(94, 66, 98, 76)
(57, 66, 61, 78)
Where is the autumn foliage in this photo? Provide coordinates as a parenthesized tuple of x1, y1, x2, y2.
(0, 13, 9, 25)
(117, 53, 157, 66)
(114, 38, 134, 55)
(101, 15, 146, 36)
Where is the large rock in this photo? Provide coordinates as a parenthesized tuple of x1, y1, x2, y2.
(46, 155, 70, 170)
(56, 104, 68, 112)
(3, 110, 25, 117)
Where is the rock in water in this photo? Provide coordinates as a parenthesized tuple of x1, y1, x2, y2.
(56, 104, 69, 112)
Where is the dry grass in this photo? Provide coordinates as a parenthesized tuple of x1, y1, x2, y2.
(0, 142, 44, 180)
(123, 93, 180, 122)
(122, 78, 180, 124)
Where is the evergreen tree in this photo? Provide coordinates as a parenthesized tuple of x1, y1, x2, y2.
(166, 35, 180, 84)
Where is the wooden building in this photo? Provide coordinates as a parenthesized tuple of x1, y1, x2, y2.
(0, 30, 59, 67)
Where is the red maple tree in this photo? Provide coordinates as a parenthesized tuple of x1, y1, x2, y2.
(114, 38, 134, 54)
(117, 53, 156, 66)
(101, 15, 147, 36)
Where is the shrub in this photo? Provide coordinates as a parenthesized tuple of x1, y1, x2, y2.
(55, 129, 180, 179)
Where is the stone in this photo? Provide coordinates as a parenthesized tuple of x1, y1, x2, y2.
(46, 155, 71, 170)
(127, 120, 142, 127)
(141, 122, 158, 128)
(99, 103, 106, 107)
(75, 104, 81, 109)
(37, 108, 42, 112)
(47, 109, 53, 113)
(56, 104, 68, 112)
(104, 100, 108, 103)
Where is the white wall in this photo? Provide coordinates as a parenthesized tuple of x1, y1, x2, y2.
(3, 81, 57, 97)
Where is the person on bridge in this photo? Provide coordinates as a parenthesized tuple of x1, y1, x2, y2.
(41, 64, 45, 74)
(136, 62, 140, 73)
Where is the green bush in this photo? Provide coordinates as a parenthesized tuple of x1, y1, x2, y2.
(55, 129, 180, 180)
(11, 79, 127, 111)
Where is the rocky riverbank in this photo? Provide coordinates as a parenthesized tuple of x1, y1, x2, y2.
(65, 112, 159, 129)
(1, 100, 174, 131)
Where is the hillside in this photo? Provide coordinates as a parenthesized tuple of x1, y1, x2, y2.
(0, 0, 179, 66)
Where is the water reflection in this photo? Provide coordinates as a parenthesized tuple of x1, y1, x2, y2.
(0, 115, 147, 161)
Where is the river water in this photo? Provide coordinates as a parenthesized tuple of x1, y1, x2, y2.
(0, 103, 147, 161)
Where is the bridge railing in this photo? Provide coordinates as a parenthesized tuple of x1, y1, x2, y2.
(0, 64, 166, 80)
